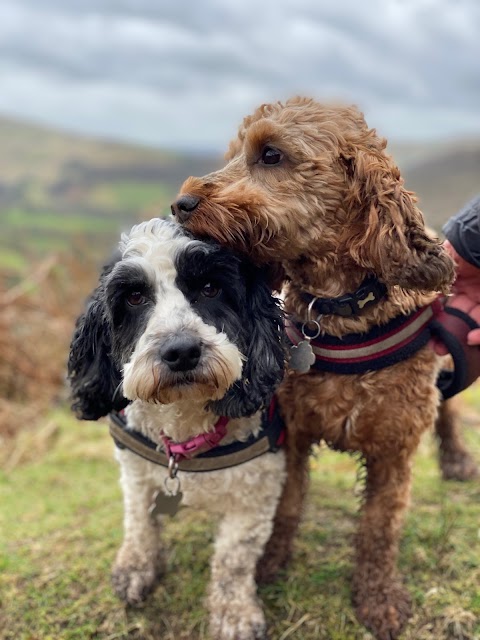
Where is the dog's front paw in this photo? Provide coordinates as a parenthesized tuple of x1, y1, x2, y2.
(112, 546, 164, 606)
(353, 581, 412, 640)
(209, 600, 266, 640)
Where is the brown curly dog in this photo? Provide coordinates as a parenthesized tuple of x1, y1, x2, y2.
(172, 97, 473, 639)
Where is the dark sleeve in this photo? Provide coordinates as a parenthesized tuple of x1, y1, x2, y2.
(443, 194, 480, 268)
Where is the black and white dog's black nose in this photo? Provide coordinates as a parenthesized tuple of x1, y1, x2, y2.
(171, 194, 200, 223)
(160, 336, 202, 372)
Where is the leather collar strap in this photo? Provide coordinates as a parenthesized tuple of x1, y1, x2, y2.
(300, 276, 388, 317)
(286, 301, 441, 374)
(108, 397, 285, 473)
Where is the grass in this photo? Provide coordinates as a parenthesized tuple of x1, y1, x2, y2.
(1, 397, 480, 640)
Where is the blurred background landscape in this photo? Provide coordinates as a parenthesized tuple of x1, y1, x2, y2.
(1, 114, 480, 279)
(1, 113, 479, 456)
(1, 111, 479, 280)
(1, 1, 479, 638)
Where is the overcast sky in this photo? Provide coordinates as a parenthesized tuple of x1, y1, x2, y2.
(0, 0, 479, 151)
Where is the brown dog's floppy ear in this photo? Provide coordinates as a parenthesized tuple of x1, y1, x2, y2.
(343, 149, 455, 293)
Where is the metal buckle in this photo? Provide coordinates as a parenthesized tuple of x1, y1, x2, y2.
(335, 295, 357, 316)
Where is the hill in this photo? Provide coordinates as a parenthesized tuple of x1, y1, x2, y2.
(0, 116, 220, 275)
(401, 145, 480, 230)
(0, 115, 479, 276)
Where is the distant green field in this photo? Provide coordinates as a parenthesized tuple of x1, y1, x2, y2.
(0, 115, 221, 281)
(1, 209, 121, 277)
(0, 248, 28, 272)
(4, 209, 119, 234)
(90, 182, 171, 213)
(0, 179, 174, 278)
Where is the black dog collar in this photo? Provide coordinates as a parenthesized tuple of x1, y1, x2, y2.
(300, 275, 388, 317)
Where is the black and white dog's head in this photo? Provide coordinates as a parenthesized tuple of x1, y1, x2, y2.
(68, 219, 285, 420)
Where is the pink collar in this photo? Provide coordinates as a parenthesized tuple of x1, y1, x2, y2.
(161, 416, 230, 461)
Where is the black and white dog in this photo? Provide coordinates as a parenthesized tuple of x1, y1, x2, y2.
(68, 218, 286, 640)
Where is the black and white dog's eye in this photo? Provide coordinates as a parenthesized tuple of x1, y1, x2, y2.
(259, 145, 283, 165)
(126, 291, 146, 306)
(201, 283, 220, 298)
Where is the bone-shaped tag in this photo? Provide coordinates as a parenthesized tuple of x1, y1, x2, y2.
(289, 340, 316, 374)
(357, 291, 375, 309)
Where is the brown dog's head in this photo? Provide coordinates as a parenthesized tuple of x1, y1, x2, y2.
(173, 96, 454, 293)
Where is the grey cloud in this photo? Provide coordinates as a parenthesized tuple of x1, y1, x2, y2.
(0, 0, 478, 149)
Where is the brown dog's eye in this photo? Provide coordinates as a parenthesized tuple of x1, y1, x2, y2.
(126, 291, 146, 306)
(201, 283, 220, 298)
(259, 146, 283, 165)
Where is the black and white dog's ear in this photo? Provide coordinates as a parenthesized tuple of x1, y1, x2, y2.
(68, 256, 127, 420)
(211, 266, 285, 418)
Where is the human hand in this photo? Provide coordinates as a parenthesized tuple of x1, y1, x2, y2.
(432, 240, 480, 355)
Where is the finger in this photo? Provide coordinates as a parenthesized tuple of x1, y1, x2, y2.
(467, 328, 480, 346)
(445, 294, 476, 314)
(470, 306, 480, 325)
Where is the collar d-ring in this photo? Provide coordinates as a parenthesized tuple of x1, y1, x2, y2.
(303, 297, 322, 340)
(168, 455, 179, 479)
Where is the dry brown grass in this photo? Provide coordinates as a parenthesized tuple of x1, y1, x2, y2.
(0, 252, 97, 468)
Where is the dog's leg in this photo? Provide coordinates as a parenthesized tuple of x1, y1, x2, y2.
(436, 398, 478, 481)
(352, 455, 413, 640)
(208, 507, 277, 640)
(112, 453, 165, 605)
(256, 432, 310, 583)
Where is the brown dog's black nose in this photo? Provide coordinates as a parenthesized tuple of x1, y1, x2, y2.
(171, 195, 200, 223)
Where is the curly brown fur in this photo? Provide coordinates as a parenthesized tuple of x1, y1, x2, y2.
(174, 97, 459, 639)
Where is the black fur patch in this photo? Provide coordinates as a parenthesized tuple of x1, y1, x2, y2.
(176, 243, 286, 418)
(68, 253, 129, 420)
(105, 261, 156, 366)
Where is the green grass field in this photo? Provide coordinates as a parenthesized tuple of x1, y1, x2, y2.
(0, 183, 172, 278)
(1, 393, 479, 640)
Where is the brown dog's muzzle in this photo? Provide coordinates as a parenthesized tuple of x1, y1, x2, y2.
(171, 194, 200, 223)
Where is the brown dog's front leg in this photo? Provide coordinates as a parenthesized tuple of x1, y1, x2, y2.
(352, 456, 413, 640)
(256, 431, 310, 584)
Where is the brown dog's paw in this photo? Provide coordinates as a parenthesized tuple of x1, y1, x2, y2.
(255, 551, 288, 584)
(440, 450, 479, 481)
(112, 547, 164, 606)
(354, 582, 412, 640)
(209, 600, 266, 640)
(256, 530, 295, 584)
